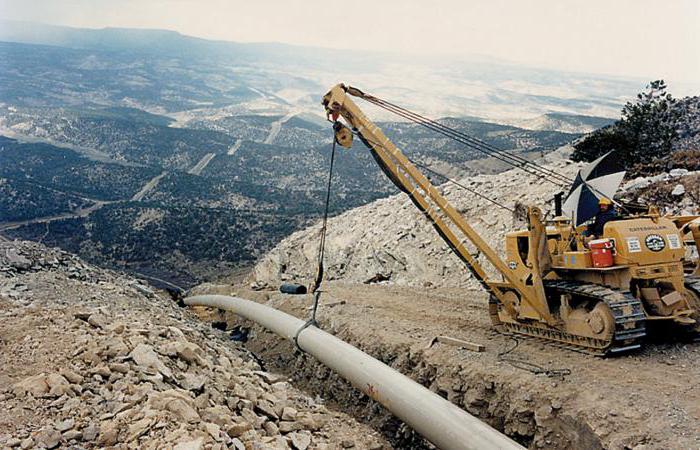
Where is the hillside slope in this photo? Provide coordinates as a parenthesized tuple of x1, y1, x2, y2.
(0, 240, 385, 449)
(253, 150, 700, 290)
(253, 151, 581, 289)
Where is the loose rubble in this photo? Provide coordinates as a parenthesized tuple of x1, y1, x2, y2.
(0, 240, 386, 449)
(192, 281, 700, 450)
(622, 172, 700, 216)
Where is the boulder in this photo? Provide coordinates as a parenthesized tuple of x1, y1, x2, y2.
(59, 368, 83, 384)
(672, 184, 686, 196)
(227, 421, 253, 438)
(35, 429, 62, 449)
(160, 341, 206, 366)
(281, 407, 298, 421)
(129, 343, 173, 378)
(97, 421, 120, 446)
(204, 422, 222, 441)
(12, 374, 49, 397)
(55, 419, 74, 432)
(126, 417, 155, 442)
(87, 314, 107, 329)
(147, 389, 200, 423)
(174, 437, 205, 450)
(179, 373, 206, 392)
(46, 373, 72, 397)
(255, 400, 279, 420)
(5, 248, 31, 270)
(670, 168, 689, 177)
(289, 431, 312, 450)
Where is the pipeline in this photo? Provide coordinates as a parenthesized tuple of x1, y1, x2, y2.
(185, 295, 524, 450)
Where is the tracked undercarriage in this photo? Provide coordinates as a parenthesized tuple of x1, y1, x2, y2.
(680, 277, 700, 338)
(489, 281, 647, 355)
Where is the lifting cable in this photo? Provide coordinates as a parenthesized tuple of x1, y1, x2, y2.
(362, 93, 573, 185)
(294, 137, 337, 350)
(359, 93, 573, 187)
(365, 97, 571, 186)
(313, 137, 337, 295)
(356, 130, 515, 213)
(413, 160, 515, 213)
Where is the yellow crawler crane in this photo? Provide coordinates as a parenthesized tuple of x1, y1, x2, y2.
(322, 83, 700, 355)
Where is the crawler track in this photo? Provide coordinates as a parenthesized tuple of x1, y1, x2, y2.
(490, 280, 647, 356)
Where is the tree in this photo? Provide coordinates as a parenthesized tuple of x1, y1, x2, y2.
(572, 80, 680, 166)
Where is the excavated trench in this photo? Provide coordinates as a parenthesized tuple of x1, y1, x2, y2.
(241, 325, 601, 450)
(191, 292, 604, 450)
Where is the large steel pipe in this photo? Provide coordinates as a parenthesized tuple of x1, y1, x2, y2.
(185, 295, 523, 450)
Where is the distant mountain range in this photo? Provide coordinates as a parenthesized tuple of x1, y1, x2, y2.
(0, 21, 631, 287)
(0, 20, 646, 121)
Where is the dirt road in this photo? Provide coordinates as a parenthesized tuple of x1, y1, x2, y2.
(131, 171, 168, 201)
(1, 168, 168, 231)
(192, 281, 700, 449)
(0, 200, 110, 232)
(264, 111, 298, 145)
(228, 139, 243, 155)
(187, 154, 216, 176)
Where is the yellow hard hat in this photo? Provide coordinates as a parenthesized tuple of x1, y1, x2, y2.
(598, 197, 612, 206)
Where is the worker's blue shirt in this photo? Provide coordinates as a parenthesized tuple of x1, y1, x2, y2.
(585, 207, 619, 237)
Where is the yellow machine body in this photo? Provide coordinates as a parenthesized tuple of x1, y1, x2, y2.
(504, 215, 697, 332)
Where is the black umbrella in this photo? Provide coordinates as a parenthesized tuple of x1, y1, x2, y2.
(562, 151, 626, 226)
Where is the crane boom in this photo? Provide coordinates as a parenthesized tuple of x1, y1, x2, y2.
(322, 84, 554, 324)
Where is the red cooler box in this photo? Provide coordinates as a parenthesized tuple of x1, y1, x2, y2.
(589, 238, 615, 268)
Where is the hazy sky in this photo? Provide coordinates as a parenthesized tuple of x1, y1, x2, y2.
(1, 0, 698, 83)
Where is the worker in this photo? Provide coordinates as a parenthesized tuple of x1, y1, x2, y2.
(585, 197, 618, 237)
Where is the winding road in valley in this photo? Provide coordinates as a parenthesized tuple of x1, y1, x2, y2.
(0, 200, 111, 232)
(1, 108, 300, 235)
(1, 170, 171, 232)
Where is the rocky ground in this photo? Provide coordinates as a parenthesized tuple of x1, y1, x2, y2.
(0, 240, 387, 450)
(238, 149, 700, 449)
(192, 282, 700, 450)
(4, 148, 700, 449)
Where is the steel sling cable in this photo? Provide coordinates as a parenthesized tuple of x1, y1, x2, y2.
(368, 101, 568, 186)
(294, 135, 337, 351)
(360, 94, 573, 186)
(314, 136, 337, 295)
(413, 160, 515, 213)
(366, 98, 571, 186)
(361, 92, 574, 184)
(368, 94, 573, 183)
(356, 130, 515, 213)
